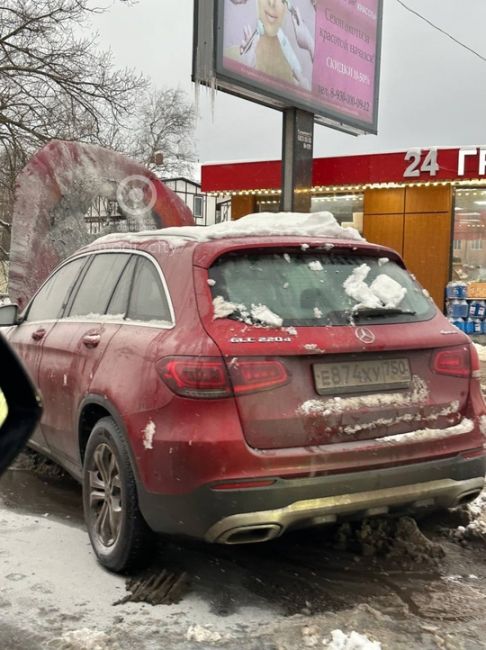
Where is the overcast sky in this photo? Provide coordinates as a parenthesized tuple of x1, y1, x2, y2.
(91, 0, 486, 164)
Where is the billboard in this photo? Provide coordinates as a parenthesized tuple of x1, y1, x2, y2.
(193, 0, 383, 135)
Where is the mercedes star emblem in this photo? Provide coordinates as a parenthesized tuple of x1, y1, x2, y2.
(355, 327, 376, 344)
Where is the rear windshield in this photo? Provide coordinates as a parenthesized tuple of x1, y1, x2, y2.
(208, 251, 435, 327)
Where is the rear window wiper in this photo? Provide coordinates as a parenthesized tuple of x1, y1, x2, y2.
(351, 307, 416, 319)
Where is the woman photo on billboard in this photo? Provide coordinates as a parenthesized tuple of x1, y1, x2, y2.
(227, 0, 315, 89)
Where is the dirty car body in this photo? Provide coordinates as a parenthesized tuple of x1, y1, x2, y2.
(4, 227, 486, 571)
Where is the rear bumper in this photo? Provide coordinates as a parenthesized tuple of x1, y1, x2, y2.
(137, 454, 486, 543)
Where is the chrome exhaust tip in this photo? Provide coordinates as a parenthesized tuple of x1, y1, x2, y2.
(454, 490, 482, 507)
(217, 524, 282, 544)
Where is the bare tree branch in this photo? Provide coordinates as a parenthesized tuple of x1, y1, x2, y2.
(0, 1, 197, 264)
(111, 87, 197, 178)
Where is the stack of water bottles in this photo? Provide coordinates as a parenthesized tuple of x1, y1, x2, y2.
(446, 282, 486, 335)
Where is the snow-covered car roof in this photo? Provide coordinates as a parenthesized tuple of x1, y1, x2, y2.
(93, 211, 363, 248)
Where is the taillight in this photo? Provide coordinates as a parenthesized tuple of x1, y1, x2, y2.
(431, 346, 471, 378)
(227, 358, 289, 394)
(158, 357, 232, 398)
(158, 356, 289, 398)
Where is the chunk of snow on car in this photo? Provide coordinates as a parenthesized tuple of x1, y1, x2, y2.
(343, 264, 407, 309)
(213, 295, 244, 319)
(143, 419, 156, 450)
(298, 376, 429, 417)
(375, 418, 473, 444)
(97, 211, 363, 245)
(369, 275, 407, 308)
(343, 264, 382, 309)
(250, 303, 283, 328)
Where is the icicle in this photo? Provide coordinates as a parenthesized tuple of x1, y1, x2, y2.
(194, 77, 200, 117)
(209, 75, 218, 122)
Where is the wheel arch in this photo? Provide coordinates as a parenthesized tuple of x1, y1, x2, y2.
(77, 395, 141, 483)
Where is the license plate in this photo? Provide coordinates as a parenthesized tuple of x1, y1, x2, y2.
(313, 358, 411, 395)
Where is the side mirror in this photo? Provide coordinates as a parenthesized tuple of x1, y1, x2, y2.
(0, 333, 42, 476)
(0, 303, 19, 326)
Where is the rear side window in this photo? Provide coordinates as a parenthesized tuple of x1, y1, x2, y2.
(107, 256, 137, 316)
(69, 253, 130, 318)
(208, 251, 435, 327)
(26, 257, 87, 322)
(127, 258, 172, 323)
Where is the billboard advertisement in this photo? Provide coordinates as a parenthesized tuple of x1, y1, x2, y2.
(200, 0, 383, 134)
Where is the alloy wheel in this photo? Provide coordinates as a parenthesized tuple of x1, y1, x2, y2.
(88, 443, 123, 548)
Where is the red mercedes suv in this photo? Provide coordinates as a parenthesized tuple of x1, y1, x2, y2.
(1, 213, 485, 572)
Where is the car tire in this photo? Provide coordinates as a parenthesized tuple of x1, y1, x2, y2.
(82, 416, 153, 573)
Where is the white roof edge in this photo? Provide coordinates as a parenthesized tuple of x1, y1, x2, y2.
(202, 145, 485, 167)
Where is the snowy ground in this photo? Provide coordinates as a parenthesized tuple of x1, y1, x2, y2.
(2, 351, 486, 649)
(3, 457, 486, 649)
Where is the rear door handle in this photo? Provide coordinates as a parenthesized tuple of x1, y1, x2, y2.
(31, 328, 46, 341)
(82, 333, 101, 348)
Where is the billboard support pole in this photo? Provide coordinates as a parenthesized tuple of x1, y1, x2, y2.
(280, 108, 314, 213)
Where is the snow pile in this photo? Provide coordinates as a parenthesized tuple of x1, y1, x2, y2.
(98, 211, 363, 245)
(53, 629, 114, 650)
(185, 624, 222, 644)
(335, 517, 445, 565)
(343, 264, 381, 309)
(250, 303, 283, 327)
(308, 260, 323, 271)
(212, 295, 244, 319)
(480, 415, 486, 436)
(369, 275, 407, 308)
(212, 296, 283, 327)
(343, 264, 406, 309)
(452, 489, 486, 542)
(325, 629, 381, 650)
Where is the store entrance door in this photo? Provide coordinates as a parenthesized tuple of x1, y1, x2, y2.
(363, 186, 453, 310)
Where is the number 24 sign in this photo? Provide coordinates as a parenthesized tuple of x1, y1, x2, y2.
(403, 148, 439, 178)
(404, 146, 486, 178)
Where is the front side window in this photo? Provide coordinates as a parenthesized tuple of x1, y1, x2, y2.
(26, 257, 87, 322)
(127, 258, 172, 323)
(209, 251, 434, 327)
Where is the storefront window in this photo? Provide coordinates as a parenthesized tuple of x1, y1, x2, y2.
(452, 189, 486, 281)
(257, 198, 280, 213)
(311, 193, 364, 233)
(256, 193, 364, 232)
